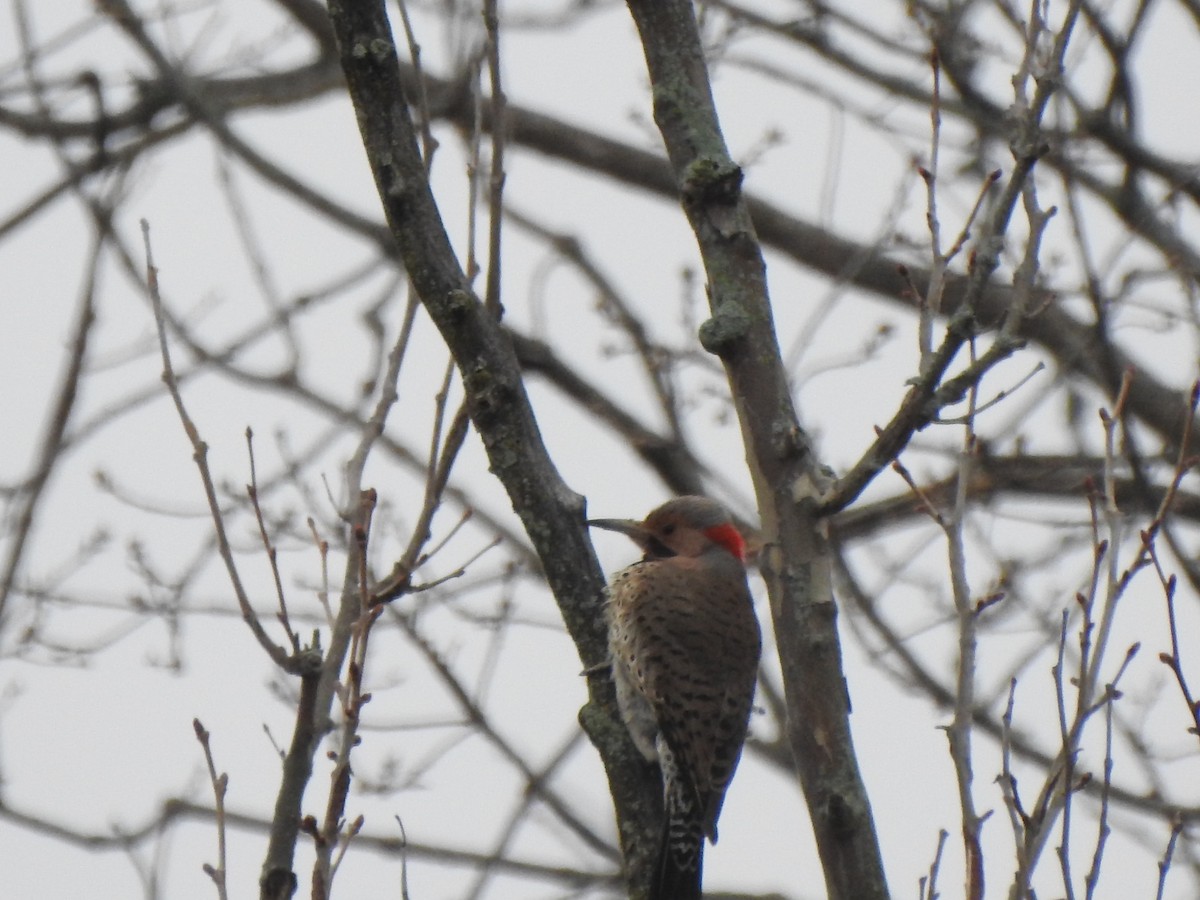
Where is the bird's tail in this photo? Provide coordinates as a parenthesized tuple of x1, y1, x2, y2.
(649, 800, 704, 900)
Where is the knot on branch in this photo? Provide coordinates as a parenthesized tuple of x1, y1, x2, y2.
(464, 359, 513, 413)
(698, 301, 751, 358)
(259, 867, 298, 900)
(464, 361, 520, 467)
(681, 156, 743, 207)
(381, 161, 409, 201)
(351, 38, 395, 65)
(293, 647, 324, 678)
(825, 791, 859, 839)
(443, 288, 475, 320)
(1009, 129, 1051, 165)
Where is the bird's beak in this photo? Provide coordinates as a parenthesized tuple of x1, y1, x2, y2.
(588, 517, 675, 559)
(587, 517, 646, 539)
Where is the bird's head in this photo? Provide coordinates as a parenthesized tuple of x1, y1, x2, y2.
(588, 495, 746, 562)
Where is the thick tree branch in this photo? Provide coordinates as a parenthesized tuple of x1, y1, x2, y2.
(323, 0, 661, 884)
(624, 1, 889, 898)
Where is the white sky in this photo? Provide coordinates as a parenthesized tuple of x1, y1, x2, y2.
(2, 1, 1200, 898)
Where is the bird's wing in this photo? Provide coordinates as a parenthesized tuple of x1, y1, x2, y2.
(621, 560, 759, 831)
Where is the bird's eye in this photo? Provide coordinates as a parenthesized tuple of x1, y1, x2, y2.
(661, 523, 676, 535)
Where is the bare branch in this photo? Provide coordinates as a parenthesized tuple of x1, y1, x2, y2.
(192, 719, 230, 900)
(141, 218, 295, 673)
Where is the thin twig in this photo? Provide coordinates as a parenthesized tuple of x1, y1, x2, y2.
(1153, 548, 1200, 741)
(193, 718, 229, 900)
(944, 347, 984, 900)
(307, 517, 334, 630)
(1083, 688, 1116, 898)
(1001, 678, 1034, 897)
(313, 491, 380, 900)
(1056, 609, 1078, 900)
(246, 427, 300, 653)
(391, 609, 619, 861)
(921, 828, 948, 900)
(395, 816, 412, 900)
(140, 218, 294, 673)
(482, 0, 506, 317)
(0, 232, 99, 627)
(1156, 817, 1183, 900)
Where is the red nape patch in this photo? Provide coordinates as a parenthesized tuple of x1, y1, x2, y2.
(704, 523, 746, 561)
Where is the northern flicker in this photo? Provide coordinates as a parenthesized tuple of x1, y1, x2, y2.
(589, 496, 761, 900)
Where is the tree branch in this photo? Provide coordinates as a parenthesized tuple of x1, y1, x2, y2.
(624, 1, 888, 897)
(324, 0, 661, 882)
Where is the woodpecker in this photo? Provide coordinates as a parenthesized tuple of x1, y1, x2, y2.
(589, 496, 761, 900)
